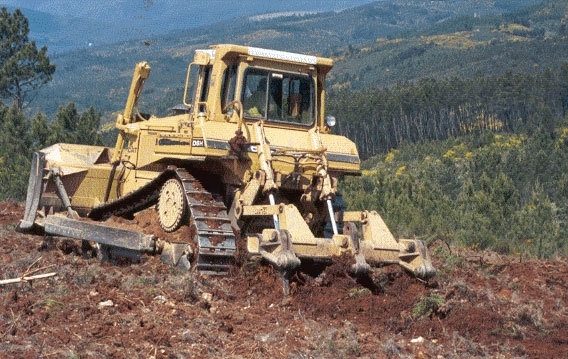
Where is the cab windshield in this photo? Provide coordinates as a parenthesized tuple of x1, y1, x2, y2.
(242, 68, 314, 125)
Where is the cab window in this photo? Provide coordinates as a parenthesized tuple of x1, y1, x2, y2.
(197, 66, 211, 112)
(242, 68, 314, 125)
(221, 64, 238, 110)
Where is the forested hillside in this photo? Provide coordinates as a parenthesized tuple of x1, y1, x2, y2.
(328, 0, 568, 258)
(341, 127, 568, 259)
(329, 0, 568, 88)
(329, 66, 568, 159)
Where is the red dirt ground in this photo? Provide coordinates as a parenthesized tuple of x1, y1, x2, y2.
(1, 200, 566, 358)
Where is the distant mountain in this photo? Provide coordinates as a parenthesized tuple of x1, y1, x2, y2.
(10, 0, 551, 118)
(0, 0, 378, 53)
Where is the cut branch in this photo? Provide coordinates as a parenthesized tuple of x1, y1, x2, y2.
(0, 272, 57, 285)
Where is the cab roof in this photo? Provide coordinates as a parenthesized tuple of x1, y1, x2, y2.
(195, 44, 334, 74)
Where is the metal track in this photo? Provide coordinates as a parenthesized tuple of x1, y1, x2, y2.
(175, 168, 236, 274)
(88, 170, 171, 221)
(87, 168, 235, 274)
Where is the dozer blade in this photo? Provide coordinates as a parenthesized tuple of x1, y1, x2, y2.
(41, 215, 171, 266)
(18, 151, 46, 232)
(42, 215, 157, 253)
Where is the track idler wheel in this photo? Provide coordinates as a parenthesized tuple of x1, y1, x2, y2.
(158, 178, 187, 232)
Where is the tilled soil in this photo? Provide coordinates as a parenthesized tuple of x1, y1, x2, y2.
(0, 200, 566, 358)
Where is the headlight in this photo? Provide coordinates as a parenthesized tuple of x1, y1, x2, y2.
(325, 115, 336, 127)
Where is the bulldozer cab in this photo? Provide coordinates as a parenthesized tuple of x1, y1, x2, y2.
(182, 44, 332, 133)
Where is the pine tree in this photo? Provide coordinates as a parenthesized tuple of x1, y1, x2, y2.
(76, 107, 103, 145)
(0, 7, 56, 110)
(47, 103, 80, 144)
(0, 106, 31, 199)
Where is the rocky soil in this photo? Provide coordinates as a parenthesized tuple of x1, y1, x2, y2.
(0, 200, 566, 358)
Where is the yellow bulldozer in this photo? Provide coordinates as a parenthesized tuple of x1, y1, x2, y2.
(18, 44, 434, 292)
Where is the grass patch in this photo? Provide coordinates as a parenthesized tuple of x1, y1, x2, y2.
(413, 293, 445, 319)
